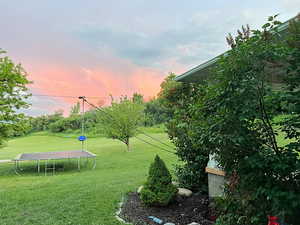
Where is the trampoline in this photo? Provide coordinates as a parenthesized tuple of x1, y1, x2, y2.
(12, 97, 97, 175)
(14, 150, 96, 175)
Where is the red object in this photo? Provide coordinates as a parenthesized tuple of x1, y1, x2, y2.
(268, 216, 280, 225)
(209, 215, 217, 222)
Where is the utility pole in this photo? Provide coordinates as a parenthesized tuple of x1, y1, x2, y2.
(78, 96, 86, 151)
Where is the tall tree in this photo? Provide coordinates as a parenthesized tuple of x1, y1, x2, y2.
(159, 73, 209, 191)
(144, 97, 173, 126)
(193, 16, 300, 224)
(98, 95, 144, 151)
(70, 102, 80, 116)
(132, 92, 144, 104)
(0, 49, 31, 146)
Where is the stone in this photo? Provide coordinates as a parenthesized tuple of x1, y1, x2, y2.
(137, 185, 143, 194)
(187, 223, 200, 225)
(164, 223, 176, 225)
(177, 188, 193, 197)
(172, 181, 179, 186)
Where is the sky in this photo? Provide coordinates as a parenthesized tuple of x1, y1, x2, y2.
(0, 0, 299, 116)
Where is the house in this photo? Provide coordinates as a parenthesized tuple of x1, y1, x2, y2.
(174, 15, 298, 198)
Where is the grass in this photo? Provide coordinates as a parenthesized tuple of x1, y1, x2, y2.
(44, 124, 167, 138)
(0, 132, 177, 225)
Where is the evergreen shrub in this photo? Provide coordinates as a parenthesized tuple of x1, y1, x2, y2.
(140, 155, 177, 206)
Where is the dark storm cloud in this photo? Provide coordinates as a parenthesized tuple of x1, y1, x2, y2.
(74, 7, 298, 69)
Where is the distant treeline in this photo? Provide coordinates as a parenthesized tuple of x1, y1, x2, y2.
(9, 94, 172, 138)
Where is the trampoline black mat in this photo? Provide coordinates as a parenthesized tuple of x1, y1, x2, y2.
(15, 150, 96, 161)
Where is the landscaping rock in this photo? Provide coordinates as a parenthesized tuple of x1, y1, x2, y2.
(115, 197, 131, 224)
(120, 192, 212, 225)
(177, 188, 193, 197)
(137, 185, 144, 194)
(172, 181, 179, 186)
(164, 223, 176, 225)
(187, 223, 200, 225)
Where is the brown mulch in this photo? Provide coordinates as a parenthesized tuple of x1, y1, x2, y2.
(119, 192, 214, 225)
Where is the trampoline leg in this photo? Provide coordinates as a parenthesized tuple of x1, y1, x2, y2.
(38, 160, 40, 174)
(68, 158, 70, 169)
(78, 157, 80, 171)
(53, 160, 55, 175)
(45, 160, 47, 176)
(93, 158, 96, 169)
(14, 161, 20, 175)
(14, 160, 17, 173)
(16, 161, 20, 171)
(85, 157, 88, 167)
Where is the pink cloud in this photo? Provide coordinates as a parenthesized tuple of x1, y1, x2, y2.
(23, 55, 172, 115)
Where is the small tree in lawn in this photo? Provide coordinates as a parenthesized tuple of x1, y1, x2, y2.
(140, 155, 177, 206)
(98, 95, 144, 152)
(0, 49, 31, 146)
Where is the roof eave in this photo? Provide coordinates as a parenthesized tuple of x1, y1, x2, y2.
(175, 16, 296, 83)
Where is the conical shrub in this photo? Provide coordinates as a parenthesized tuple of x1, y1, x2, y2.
(140, 155, 177, 206)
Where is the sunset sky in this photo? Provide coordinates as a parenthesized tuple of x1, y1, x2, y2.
(1, 0, 299, 116)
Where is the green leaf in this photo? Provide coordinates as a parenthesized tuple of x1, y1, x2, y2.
(262, 23, 271, 29)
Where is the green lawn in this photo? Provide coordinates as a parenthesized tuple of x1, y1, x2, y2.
(0, 133, 177, 225)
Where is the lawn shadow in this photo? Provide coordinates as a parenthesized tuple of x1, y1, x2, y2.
(12, 158, 95, 176)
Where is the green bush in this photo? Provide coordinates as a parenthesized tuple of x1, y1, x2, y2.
(196, 16, 300, 224)
(49, 115, 81, 133)
(159, 74, 209, 192)
(140, 155, 177, 206)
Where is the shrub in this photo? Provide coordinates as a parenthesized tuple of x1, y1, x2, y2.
(195, 16, 300, 224)
(140, 155, 177, 206)
(49, 115, 81, 133)
(159, 74, 209, 192)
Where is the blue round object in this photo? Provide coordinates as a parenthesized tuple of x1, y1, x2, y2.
(78, 135, 87, 141)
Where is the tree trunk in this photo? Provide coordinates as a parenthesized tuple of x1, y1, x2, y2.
(126, 138, 131, 152)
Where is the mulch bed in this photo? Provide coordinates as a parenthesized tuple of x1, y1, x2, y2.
(119, 192, 214, 225)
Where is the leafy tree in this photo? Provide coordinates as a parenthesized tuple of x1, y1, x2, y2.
(70, 102, 80, 116)
(29, 107, 104, 135)
(6, 116, 31, 138)
(158, 15, 299, 224)
(140, 155, 177, 206)
(132, 92, 144, 104)
(144, 97, 173, 126)
(158, 72, 182, 105)
(98, 95, 144, 151)
(0, 49, 31, 146)
(30, 110, 63, 132)
(49, 115, 81, 133)
(190, 16, 300, 225)
(159, 73, 209, 191)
